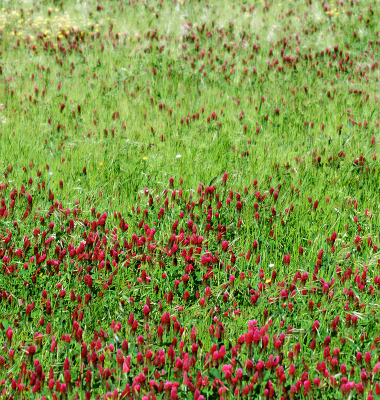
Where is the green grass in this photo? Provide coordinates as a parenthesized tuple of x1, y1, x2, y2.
(0, 0, 380, 399)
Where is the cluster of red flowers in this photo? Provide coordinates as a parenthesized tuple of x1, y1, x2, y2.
(0, 171, 380, 399)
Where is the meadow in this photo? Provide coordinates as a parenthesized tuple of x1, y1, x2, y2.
(0, 0, 380, 398)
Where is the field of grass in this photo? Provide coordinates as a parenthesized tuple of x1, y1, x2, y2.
(1, 0, 380, 398)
